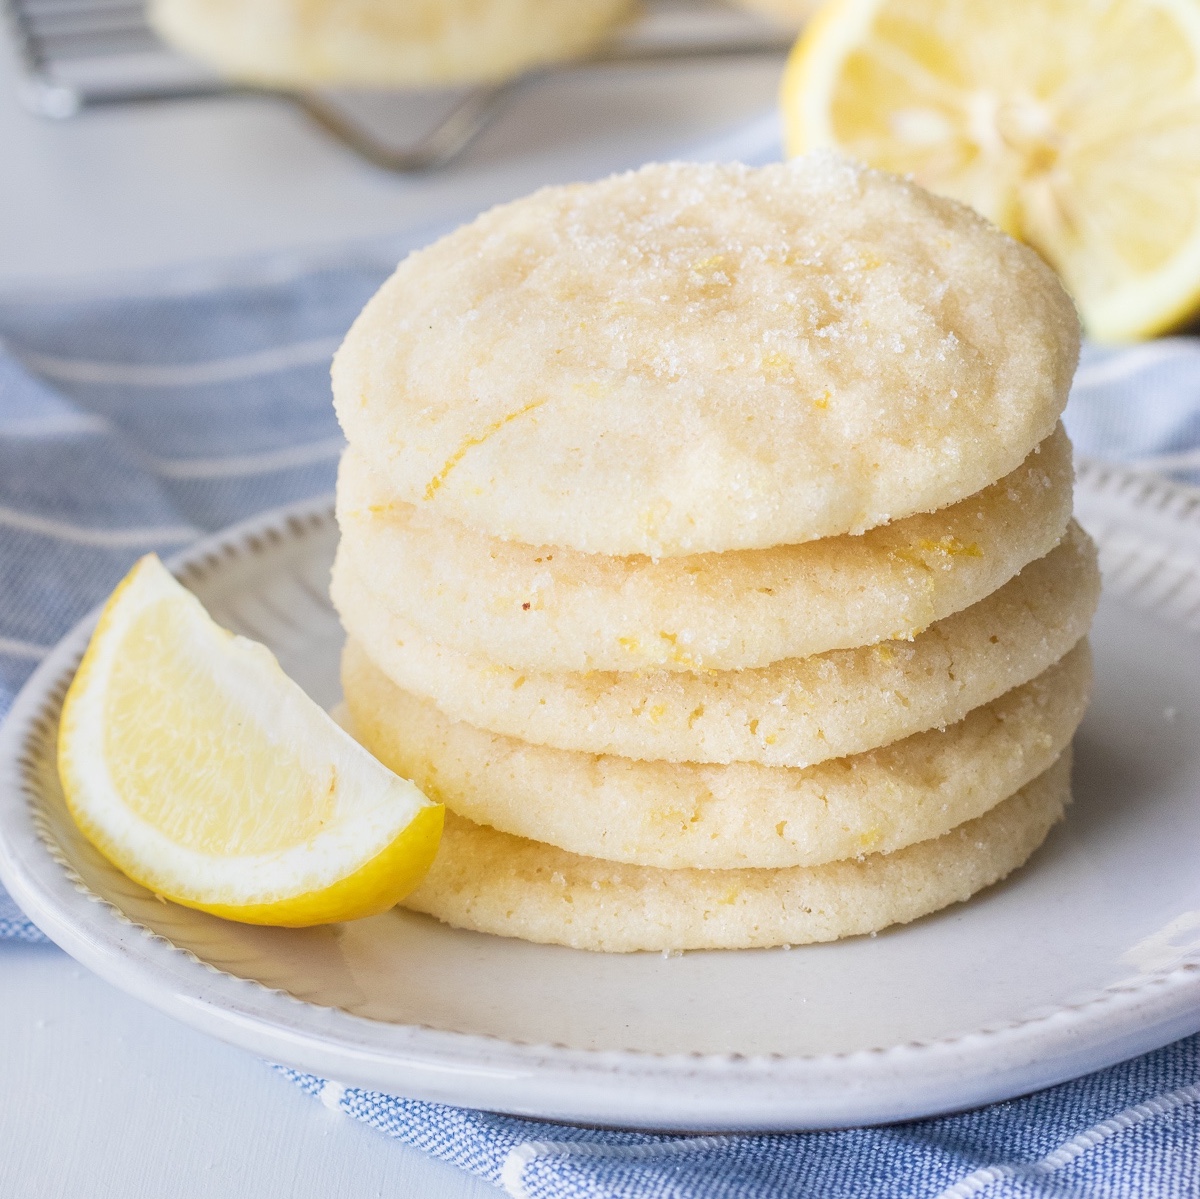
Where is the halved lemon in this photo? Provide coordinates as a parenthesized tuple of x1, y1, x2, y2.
(781, 0, 1200, 342)
(58, 554, 442, 926)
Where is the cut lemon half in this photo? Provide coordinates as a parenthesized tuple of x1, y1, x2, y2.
(781, 0, 1200, 341)
(58, 554, 442, 927)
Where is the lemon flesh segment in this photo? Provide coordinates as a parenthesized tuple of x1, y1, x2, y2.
(782, 0, 1200, 342)
(58, 554, 442, 926)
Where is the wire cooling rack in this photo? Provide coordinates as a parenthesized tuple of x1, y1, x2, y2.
(3, 0, 226, 114)
(1, 0, 794, 168)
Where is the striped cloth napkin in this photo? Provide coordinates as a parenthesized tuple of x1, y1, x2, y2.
(2, 231, 1199, 1199)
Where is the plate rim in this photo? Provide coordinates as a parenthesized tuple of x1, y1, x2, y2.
(2, 475, 1200, 1131)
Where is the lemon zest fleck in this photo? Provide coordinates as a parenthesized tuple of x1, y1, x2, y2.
(423, 399, 546, 501)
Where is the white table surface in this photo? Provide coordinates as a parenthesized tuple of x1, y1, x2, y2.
(0, 25, 783, 1199)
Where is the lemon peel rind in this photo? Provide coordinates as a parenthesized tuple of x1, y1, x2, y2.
(1043, 0, 1200, 341)
(780, 0, 876, 160)
(1083, 227, 1200, 343)
(156, 804, 445, 927)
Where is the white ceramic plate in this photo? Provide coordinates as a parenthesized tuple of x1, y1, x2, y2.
(2, 464, 1200, 1132)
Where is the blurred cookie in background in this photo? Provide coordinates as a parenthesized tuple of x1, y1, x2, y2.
(148, 0, 636, 87)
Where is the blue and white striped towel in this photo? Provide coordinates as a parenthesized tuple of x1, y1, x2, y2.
(2, 229, 1200, 1199)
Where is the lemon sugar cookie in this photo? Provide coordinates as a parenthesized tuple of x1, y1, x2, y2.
(401, 754, 1072, 952)
(149, 0, 633, 87)
(332, 157, 1079, 556)
(335, 425, 1075, 674)
(334, 523, 1098, 767)
(344, 641, 1090, 870)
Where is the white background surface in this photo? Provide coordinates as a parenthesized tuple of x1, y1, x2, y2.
(0, 25, 781, 1198)
(0, 27, 779, 287)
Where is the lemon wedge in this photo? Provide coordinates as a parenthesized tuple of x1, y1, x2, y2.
(781, 0, 1200, 342)
(58, 554, 442, 927)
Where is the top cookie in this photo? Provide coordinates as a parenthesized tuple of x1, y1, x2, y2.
(334, 155, 1079, 556)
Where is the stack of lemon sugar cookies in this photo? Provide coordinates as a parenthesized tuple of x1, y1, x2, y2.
(330, 154, 1098, 954)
